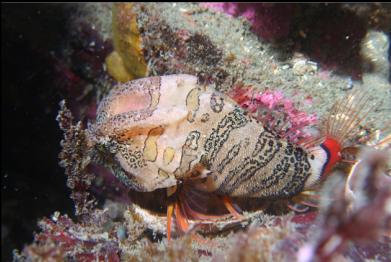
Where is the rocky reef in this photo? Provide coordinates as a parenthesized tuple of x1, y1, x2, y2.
(5, 3, 390, 261)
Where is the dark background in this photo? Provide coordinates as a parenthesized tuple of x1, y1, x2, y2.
(2, 4, 74, 261)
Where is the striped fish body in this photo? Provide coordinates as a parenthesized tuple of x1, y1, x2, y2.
(93, 74, 319, 199)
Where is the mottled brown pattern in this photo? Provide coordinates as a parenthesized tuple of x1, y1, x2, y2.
(92, 74, 319, 197)
(202, 114, 312, 199)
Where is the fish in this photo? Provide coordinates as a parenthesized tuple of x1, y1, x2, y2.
(89, 74, 374, 239)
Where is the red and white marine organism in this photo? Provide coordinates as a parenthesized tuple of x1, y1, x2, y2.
(87, 74, 384, 239)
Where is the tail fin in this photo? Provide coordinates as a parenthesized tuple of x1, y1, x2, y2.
(323, 90, 377, 147)
(308, 90, 379, 176)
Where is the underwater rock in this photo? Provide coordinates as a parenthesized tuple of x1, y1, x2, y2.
(341, 3, 391, 32)
(118, 3, 389, 126)
(13, 211, 122, 262)
(360, 30, 390, 80)
(11, 3, 391, 262)
(201, 3, 296, 42)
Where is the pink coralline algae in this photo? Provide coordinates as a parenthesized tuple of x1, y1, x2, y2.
(229, 85, 318, 142)
(201, 3, 295, 41)
(14, 212, 121, 262)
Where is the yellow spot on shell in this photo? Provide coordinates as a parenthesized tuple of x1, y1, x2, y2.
(158, 169, 169, 178)
(163, 147, 175, 165)
(143, 126, 164, 161)
(186, 87, 201, 122)
(106, 3, 147, 82)
(150, 91, 160, 109)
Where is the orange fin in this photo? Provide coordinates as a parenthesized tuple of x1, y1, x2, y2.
(175, 200, 189, 232)
(168, 185, 245, 239)
(166, 186, 177, 241)
(167, 201, 174, 241)
(180, 193, 230, 220)
(221, 195, 244, 220)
